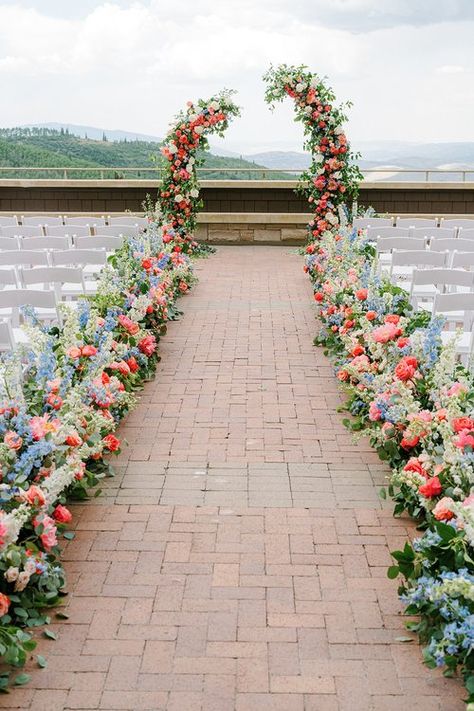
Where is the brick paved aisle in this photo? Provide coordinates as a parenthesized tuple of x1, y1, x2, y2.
(8, 247, 464, 710)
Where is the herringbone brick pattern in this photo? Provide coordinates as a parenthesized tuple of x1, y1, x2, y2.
(7, 247, 464, 710)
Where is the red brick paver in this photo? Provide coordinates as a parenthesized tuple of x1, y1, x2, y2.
(6, 247, 464, 710)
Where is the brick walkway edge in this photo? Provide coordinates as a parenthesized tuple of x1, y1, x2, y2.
(6, 247, 464, 711)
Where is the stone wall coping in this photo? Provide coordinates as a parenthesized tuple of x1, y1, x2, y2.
(0, 178, 473, 190)
(197, 212, 312, 224)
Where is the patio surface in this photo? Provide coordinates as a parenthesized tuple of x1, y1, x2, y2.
(6, 246, 464, 710)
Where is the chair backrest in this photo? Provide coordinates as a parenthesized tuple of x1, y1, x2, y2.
(415, 227, 456, 240)
(46, 224, 91, 237)
(396, 217, 438, 228)
(367, 226, 411, 240)
(0, 225, 44, 238)
(51, 248, 107, 267)
(21, 215, 63, 227)
(0, 268, 19, 287)
(411, 268, 474, 288)
(0, 216, 18, 226)
(441, 219, 474, 229)
(377, 236, 426, 252)
(21, 236, 71, 251)
(431, 238, 474, 253)
(432, 291, 474, 328)
(0, 250, 49, 267)
(458, 228, 474, 241)
(21, 266, 84, 287)
(0, 288, 57, 310)
(64, 216, 106, 226)
(0, 237, 20, 251)
(95, 225, 139, 237)
(75, 235, 123, 250)
(452, 251, 474, 269)
(108, 215, 148, 228)
(391, 249, 447, 268)
(0, 319, 14, 352)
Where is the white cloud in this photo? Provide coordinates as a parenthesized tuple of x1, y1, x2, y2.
(0, 1, 472, 151)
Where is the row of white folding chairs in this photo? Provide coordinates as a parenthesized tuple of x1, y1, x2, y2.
(367, 226, 474, 241)
(0, 224, 138, 239)
(0, 215, 149, 228)
(0, 235, 123, 253)
(431, 292, 474, 365)
(0, 265, 95, 298)
(354, 216, 474, 230)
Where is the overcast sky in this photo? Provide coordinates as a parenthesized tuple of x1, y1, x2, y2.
(0, 0, 473, 153)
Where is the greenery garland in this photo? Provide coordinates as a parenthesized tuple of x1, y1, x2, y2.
(159, 90, 240, 254)
(263, 63, 362, 240)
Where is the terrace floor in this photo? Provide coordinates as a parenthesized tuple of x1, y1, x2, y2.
(8, 246, 464, 710)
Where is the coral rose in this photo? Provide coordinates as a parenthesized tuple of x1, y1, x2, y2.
(433, 497, 455, 521)
(67, 346, 82, 359)
(452, 417, 474, 433)
(394, 356, 418, 382)
(103, 434, 121, 452)
(355, 288, 368, 300)
(25, 485, 46, 506)
(0, 593, 10, 617)
(81, 345, 97, 357)
(418, 476, 442, 498)
(4, 430, 22, 450)
(53, 505, 72, 524)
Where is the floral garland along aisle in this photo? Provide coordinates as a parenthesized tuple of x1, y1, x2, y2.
(0, 225, 195, 686)
(264, 63, 474, 704)
(159, 89, 240, 255)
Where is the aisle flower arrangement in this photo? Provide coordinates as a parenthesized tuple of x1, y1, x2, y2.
(263, 63, 362, 241)
(159, 90, 240, 254)
(305, 224, 474, 701)
(0, 224, 195, 687)
(265, 61, 474, 702)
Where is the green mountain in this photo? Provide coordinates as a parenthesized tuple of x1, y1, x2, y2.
(0, 127, 288, 180)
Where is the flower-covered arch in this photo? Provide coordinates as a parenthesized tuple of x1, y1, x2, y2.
(159, 90, 240, 254)
(263, 64, 362, 240)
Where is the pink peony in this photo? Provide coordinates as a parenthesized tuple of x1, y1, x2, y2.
(447, 382, 468, 397)
(368, 401, 381, 421)
(453, 429, 474, 450)
(371, 322, 402, 343)
(34, 515, 58, 552)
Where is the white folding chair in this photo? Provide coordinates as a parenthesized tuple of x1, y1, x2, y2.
(21, 216, 63, 227)
(396, 217, 438, 228)
(64, 216, 106, 227)
(46, 225, 91, 237)
(21, 266, 88, 299)
(431, 239, 474, 256)
(1, 225, 44, 238)
(410, 268, 474, 310)
(0, 237, 20, 251)
(95, 225, 139, 238)
(376, 236, 427, 275)
(452, 251, 474, 269)
(51, 248, 107, 282)
(0, 216, 18, 227)
(458, 228, 474, 241)
(0, 268, 19, 290)
(0, 251, 49, 268)
(108, 215, 148, 228)
(75, 235, 123, 251)
(414, 227, 456, 240)
(432, 292, 474, 365)
(0, 289, 59, 328)
(441, 219, 474, 231)
(21, 236, 71, 251)
(367, 226, 411, 241)
(390, 249, 447, 288)
(0, 319, 15, 352)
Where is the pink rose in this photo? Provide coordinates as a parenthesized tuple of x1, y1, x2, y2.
(4, 431, 22, 450)
(25, 485, 46, 507)
(371, 322, 402, 343)
(34, 515, 58, 552)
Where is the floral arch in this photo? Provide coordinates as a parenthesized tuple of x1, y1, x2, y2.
(159, 89, 240, 254)
(263, 64, 362, 240)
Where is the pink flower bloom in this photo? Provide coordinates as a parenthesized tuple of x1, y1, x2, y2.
(53, 505, 72, 524)
(24, 485, 46, 507)
(4, 430, 22, 450)
(29, 414, 59, 440)
(447, 382, 468, 397)
(453, 429, 474, 450)
(433, 497, 455, 521)
(371, 322, 402, 343)
(368, 401, 381, 421)
(34, 515, 58, 552)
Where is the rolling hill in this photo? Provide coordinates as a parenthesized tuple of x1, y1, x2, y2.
(0, 127, 287, 180)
